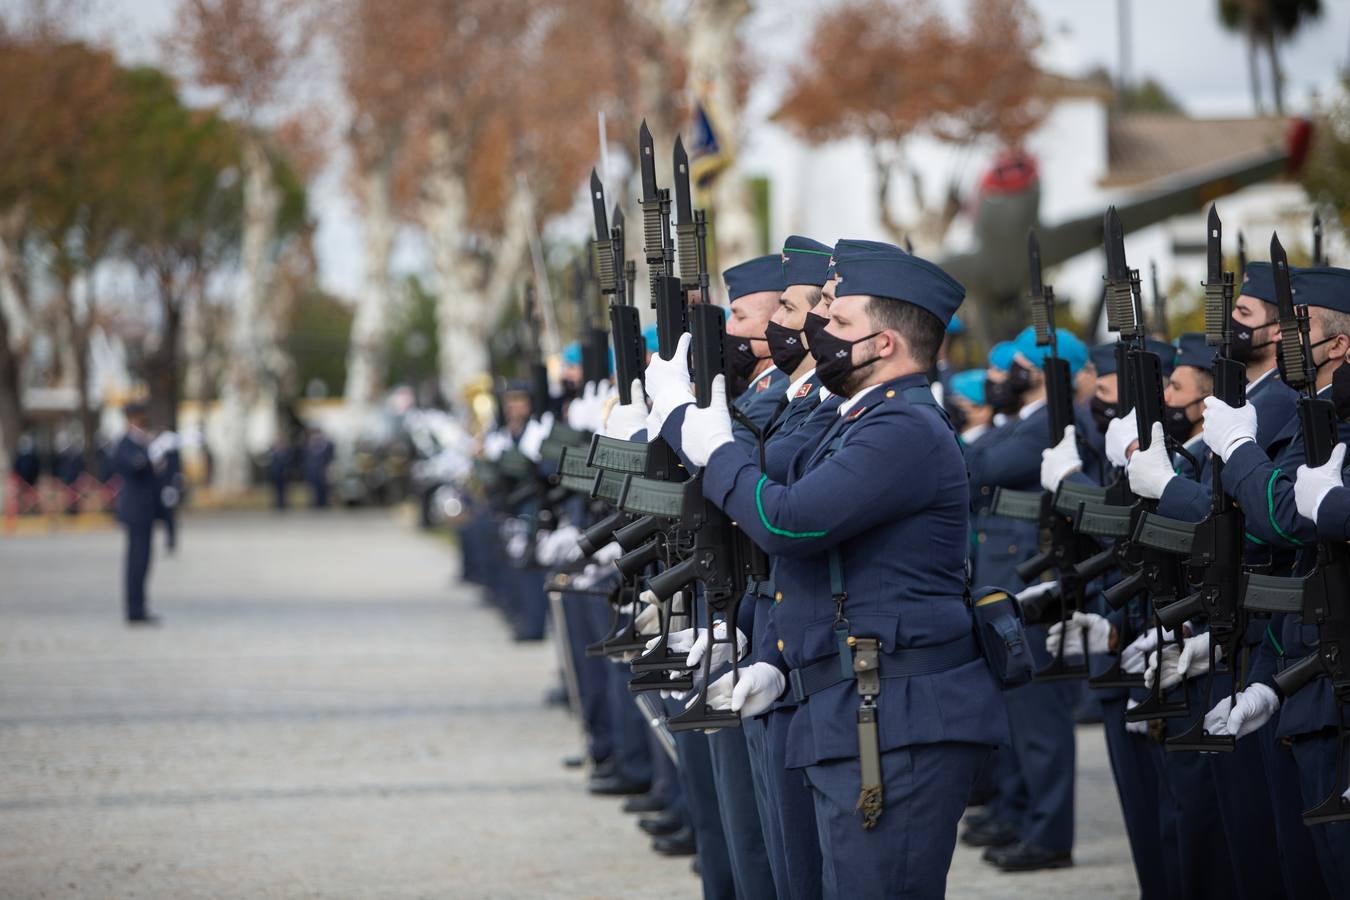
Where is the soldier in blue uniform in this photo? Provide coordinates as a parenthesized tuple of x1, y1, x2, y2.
(1200, 264, 1350, 896)
(651, 245, 1008, 898)
(723, 255, 791, 447)
(965, 325, 1087, 873)
(114, 403, 161, 625)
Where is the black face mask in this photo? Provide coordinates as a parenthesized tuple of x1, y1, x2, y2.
(1276, 335, 1341, 384)
(1230, 315, 1277, 363)
(724, 332, 764, 384)
(1333, 360, 1350, 421)
(1090, 396, 1117, 434)
(1162, 400, 1201, 445)
(811, 329, 882, 396)
(765, 320, 809, 374)
(985, 378, 1022, 414)
(802, 310, 829, 347)
(1006, 361, 1033, 394)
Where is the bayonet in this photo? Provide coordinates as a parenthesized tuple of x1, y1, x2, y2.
(674, 135, 699, 288)
(1272, 233, 1313, 393)
(590, 169, 608, 242)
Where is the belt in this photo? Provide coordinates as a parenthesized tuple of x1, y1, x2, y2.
(787, 632, 980, 704)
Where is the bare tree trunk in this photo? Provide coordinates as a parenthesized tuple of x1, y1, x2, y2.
(1247, 28, 1265, 115)
(1265, 29, 1284, 116)
(216, 133, 279, 493)
(58, 272, 97, 472)
(344, 143, 397, 413)
(870, 143, 907, 245)
(688, 0, 757, 276)
(0, 298, 23, 463)
(147, 263, 183, 433)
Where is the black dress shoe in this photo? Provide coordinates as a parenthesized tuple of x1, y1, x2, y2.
(992, 842, 1073, 872)
(639, 810, 683, 836)
(622, 793, 666, 814)
(591, 759, 617, 780)
(691, 856, 701, 875)
(961, 819, 1020, 848)
(126, 615, 161, 626)
(962, 807, 997, 830)
(652, 827, 696, 856)
(543, 685, 568, 707)
(587, 775, 652, 796)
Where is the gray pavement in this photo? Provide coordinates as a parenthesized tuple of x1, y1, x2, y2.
(0, 510, 1139, 898)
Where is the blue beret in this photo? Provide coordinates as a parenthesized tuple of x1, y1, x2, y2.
(834, 250, 965, 327)
(990, 340, 1018, 371)
(1090, 342, 1117, 376)
(781, 235, 833, 288)
(1013, 326, 1088, 375)
(1240, 262, 1276, 304)
(1291, 265, 1350, 315)
(827, 238, 904, 279)
(946, 312, 964, 335)
(562, 342, 582, 366)
(724, 255, 785, 301)
(1174, 332, 1215, 372)
(950, 368, 986, 406)
(641, 323, 659, 354)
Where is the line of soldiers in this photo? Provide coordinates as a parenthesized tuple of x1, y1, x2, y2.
(458, 127, 1350, 899)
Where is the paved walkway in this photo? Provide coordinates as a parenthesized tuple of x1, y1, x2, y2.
(0, 510, 1138, 898)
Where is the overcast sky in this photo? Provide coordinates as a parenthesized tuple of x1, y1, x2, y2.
(54, 0, 1350, 298)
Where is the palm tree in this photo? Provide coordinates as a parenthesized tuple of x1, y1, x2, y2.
(1219, 0, 1323, 115)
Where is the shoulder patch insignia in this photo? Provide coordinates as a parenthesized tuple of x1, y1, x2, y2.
(795, 381, 814, 399)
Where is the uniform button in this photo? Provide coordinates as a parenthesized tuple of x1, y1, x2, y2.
(1008, 544, 1017, 553)
(977, 532, 986, 543)
(777, 639, 785, 652)
(774, 591, 783, 602)
(885, 389, 896, 398)
(980, 486, 990, 495)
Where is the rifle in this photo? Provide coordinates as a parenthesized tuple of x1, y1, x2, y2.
(990, 229, 1096, 680)
(1237, 230, 1248, 277)
(1243, 234, 1350, 823)
(646, 302, 769, 731)
(521, 284, 552, 419)
(589, 170, 641, 401)
(1150, 260, 1168, 341)
(1134, 205, 1248, 751)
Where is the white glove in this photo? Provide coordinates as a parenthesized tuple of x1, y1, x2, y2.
(634, 603, 660, 635)
(644, 333, 694, 422)
(592, 541, 622, 566)
(1295, 443, 1347, 523)
(1105, 409, 1139, 468)
(681, 374, 735, 467)
(517, 412, 554, 462)
(1144, 643, 1180, 689)
(645, 406, 664, 440)
(1202, 396, 1258, 463)
(566, 382, 607, 433)
(602, 380, 650, 440)
(685, 621, 748, 670)
(704, 662, 786, 718)
(1040, 425, 1083, 492)
(1121, 627, 1173, 675)
(160, 485, 180, 508)
(1203, 694, 1234, 736)
(1171, 631, 1218, 690)
(1127, 423, 1176, 500)
(1124, 698, 1149, 735)
(1048, 610, 1113, 658)
(482, 431, 511, 461)
(646, 625, 700, 656)
(1225, 683, 1280, 739)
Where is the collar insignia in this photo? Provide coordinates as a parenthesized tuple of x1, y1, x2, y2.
(795, 381, 814, 399)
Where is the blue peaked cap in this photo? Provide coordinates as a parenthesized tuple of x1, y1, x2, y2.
(834, 246, 965, 327)
(1089, 339, 1177, 377)
(724, 255, 785, 302)
(1012, 326, 1089, 376)
(781, 235, 833, 287)
(1241, 262, 1276, 304)
(827, 238, 905, 279)
(1174, 332, 1216, 372)
(1292, 265, 1350, 314)
(990, 341, 1018, 371)
(950, 368, 986, 406)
